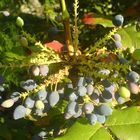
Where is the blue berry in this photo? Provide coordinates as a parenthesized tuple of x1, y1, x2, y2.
(49, 91, 59, 107)
(95, 114, 106, 124)
(115, 41, 122, 48)
(113, 33, 121, 41)
(82, 102, 94, 114)
(128, 71, 140, 83)
(112, 14, 124, 26)
(86, 114, 97, 125)
(13, 105, 26, 120)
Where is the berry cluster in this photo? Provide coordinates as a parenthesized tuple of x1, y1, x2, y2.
(113, 33, 122, 48)
(64, 77, 113, 125)
(111, 14, 124, 48)
(64, 68, 140, 124)
(1, 63, 140, 127)
(0, 14, 140, 139)
(29, 65, 49, 77)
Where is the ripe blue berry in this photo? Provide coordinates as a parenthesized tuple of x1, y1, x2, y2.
(115, 41, 122, 48)
(112, 14, 124, 26)
(113, 33, 121, 41)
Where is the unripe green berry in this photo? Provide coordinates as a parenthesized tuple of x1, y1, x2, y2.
(35, 100, 44, 109)
(16, 16, 24, 27)
(118, 86, 131, 98)
(20, 37, 28, 47)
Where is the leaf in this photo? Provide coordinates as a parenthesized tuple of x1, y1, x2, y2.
(11, 128, 29, 140)
(82, 13, 114, 27)
(132, 49, 140, 60)
(123, 3, 140, 17)
(44, 40, 64, 53)
(106, 106, 140, 140)
(55, 118, 113, 140)
(0, 125, 12, 140)
(48, 100, 67, 118)
(118, 25, 140, 50)
(55, 107, 140, 140)
(4, 52, 25, 60)
(89, 127, 113, 140)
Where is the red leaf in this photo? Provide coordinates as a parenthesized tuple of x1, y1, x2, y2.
(100, 53, 118, 63)
(82, 13, 96, 25)
(124, 3, 140, 17)
(44, 40, 64, 53)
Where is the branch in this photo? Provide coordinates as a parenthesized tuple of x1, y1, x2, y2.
(60, 0, 74, 56)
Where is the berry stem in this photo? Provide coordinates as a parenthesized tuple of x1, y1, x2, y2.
(54, 82, 58, 91)
(85, 27, 118, 55)
(110, 36, 116, 42)
(73, 0, 79, 57)
(60, 0, 74, 56)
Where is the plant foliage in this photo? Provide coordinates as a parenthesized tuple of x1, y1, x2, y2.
(0, 0, 140, 140)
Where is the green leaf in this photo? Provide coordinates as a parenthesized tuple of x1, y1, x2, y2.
(48, 100, 67, 117)
(0, 125, 12, 140)
(11, 128, 29, 140)
(55, 118, 113, 140)
(95, 17, 113, 28)
(132, 49, 140, 60)
(89, 127, 113, 140)
(83, 13, 114, 27)
(106, 106, 140, 140)
(118, 25, 140, 50)
(55, 107, 140, 140)
(4, 52, 25, 60)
